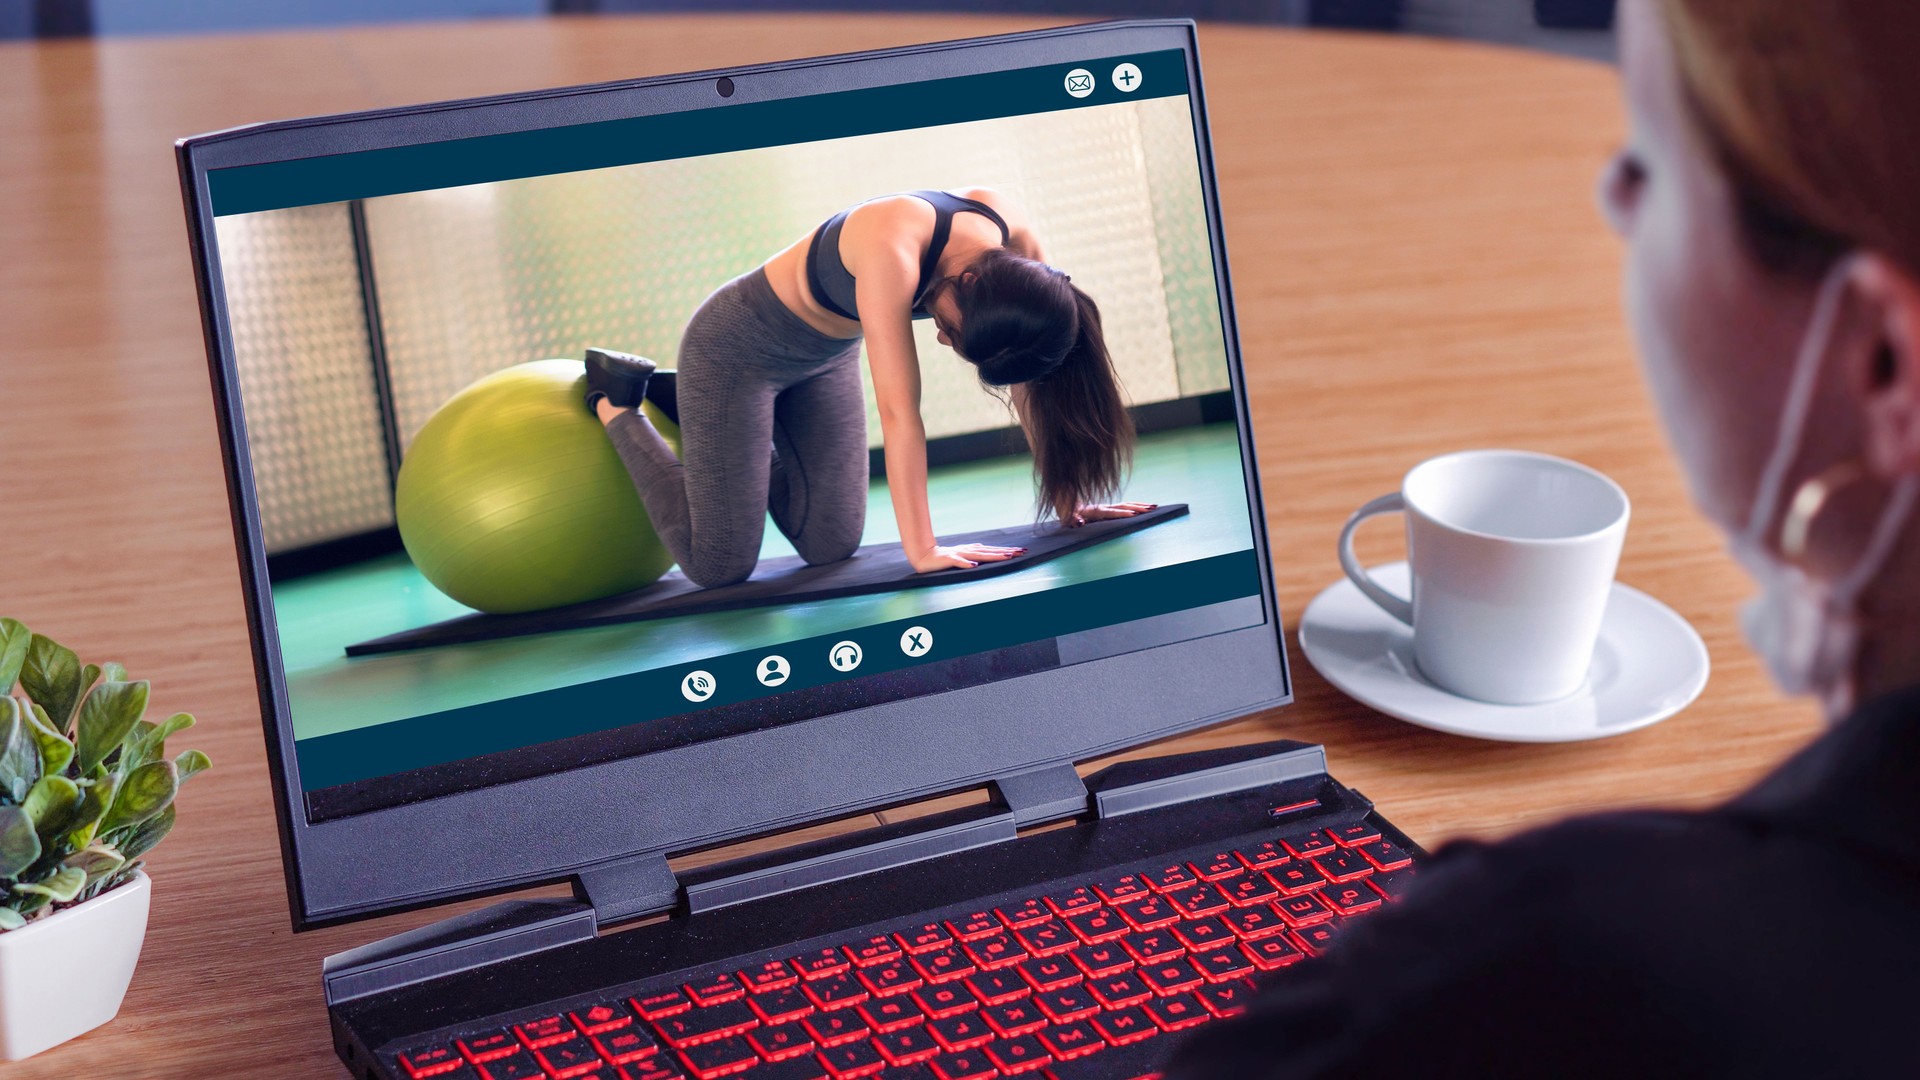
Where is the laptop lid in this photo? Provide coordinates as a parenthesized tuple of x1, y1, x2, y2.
(177, 18, 1287, 930)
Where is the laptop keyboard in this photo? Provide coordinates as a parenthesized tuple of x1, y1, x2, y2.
(390, 825, 1417, 1080)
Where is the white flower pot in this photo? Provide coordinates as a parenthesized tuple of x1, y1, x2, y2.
(0, 871, 150, 1061)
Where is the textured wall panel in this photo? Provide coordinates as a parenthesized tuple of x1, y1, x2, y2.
(213, 205, 393, 555)
(1139, 95, 1232, 396)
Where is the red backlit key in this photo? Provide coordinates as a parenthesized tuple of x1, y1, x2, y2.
(981, 999, 1048, 1037)
(875, 1025, 942, 1065)
(592, 1027, 660, 1065)
(1281, 832, 1337, 859)
(1235, 842, 1288, 871)
(1368, 868, 1417, 901)
(964, 932, 1027, 970)
(928, 1012, 995, 1051)
(997, 898, 1051, 928)
(928, 1049, 997, 1080)
(1120, 930, 1183, 965)
(571, 1003, 632, 1035)
(898, 923, 953, 954)
(857, 959, 921, 998)
(911, 946, 975, 985)
(1321, 882, 1384, 916)
(741, 960, 800, 994)
(985, 1033, 1053, 1074)
(680, 1036, 759, 1080)
(858, 995, 925, 1033)
(1034, 985, 1101, 1023)
(1066, 907, 1129, 943)
(966, 969, 1031, 1005)
(1275, 892, 1334, 927)
(1046, 887, 1100, 915)
(1329, 821, 1383, 848)
(1244, 935, 1306, 970)
(1189, 853, 1243, 881)
(1312, 847, 1373, 883)
(458, 1031, 519, 1063)
(817, 1039, 887, 1079)
(688, 974, 746, 1006)
(1357, 838, 1413, 871)
(1038, 1021, 1102, 1060)
(1091, 1006, 1158, 1046)
(515, 1016, 574, 1049)
(1165, 884, 1230, 918)
(1143, 864, 1197, 892)
(1220, 874, 1279, 908)
(748, 1022, 816, 1062)
(476, 1053, 545, 1080)
(846, 935, 902, 968)
(913, 982, 980, 1019)
(1116, 897, 1180, 932)
(1019, 955, 1082, 991)
(1197, 981, 1252, 1018)
(633, 989, 693, 1020)
(1268, 862, 1328, 895)
(1094, 875, 1151, 905)
(1138, 957, 1205, 996)
(1191, 945, 1256, 982)
(1070, 942, 1133, 978)
(1087, 972, 1153, 1009)
(802, 972, 869, 1011)
(1171, 916, 1234, 952)
(654, 1002, 759, 1048)
(1292, 923, 1341, 957)
(947, 912, 1001, 941)
(749, 986, 815, 1025)
(1015, 920, 1077, 958)
(534, 1038, 605, 1078)
(397, 1045, 462, 1078)
(1219, 905, 1287, 939)
(801, 1011, 869, 1048)
(793, 949, 851, 981)
(1144, 992, 1209, 1032)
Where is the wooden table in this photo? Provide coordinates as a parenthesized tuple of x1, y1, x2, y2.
(0, 13, 1818, 1078)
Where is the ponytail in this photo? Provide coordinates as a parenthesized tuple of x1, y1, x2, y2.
(945, 248, 1135, 524)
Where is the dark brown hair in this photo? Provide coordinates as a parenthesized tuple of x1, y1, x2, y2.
(941, 247, 1135, 523)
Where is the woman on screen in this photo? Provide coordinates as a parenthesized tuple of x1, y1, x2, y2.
(582, 187, 1151, 589)
(1170, 0, 1920, 1075)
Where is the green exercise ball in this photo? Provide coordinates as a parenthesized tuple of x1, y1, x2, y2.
(395, 358, 681, 615)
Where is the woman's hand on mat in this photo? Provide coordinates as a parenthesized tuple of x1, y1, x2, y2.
(910, 542, 1026, 573)
(1070, 502, 1159, 526)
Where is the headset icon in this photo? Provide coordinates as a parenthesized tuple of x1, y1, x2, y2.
(828, 640, 863, 673)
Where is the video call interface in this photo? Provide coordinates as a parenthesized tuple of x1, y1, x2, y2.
(206, 50, 1266, 817)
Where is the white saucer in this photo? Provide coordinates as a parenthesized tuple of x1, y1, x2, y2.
(1298, 562, 1709, 742)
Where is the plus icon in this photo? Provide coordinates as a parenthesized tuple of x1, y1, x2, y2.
(1111, 62, 1143, 94)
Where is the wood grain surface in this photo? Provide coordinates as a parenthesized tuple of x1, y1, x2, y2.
(0, 14, 1818, 1078)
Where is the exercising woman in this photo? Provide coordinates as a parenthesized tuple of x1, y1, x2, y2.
(582, 187, 1152, 589)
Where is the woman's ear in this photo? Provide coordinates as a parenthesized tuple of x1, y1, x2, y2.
(1851, 255, 1920, 476)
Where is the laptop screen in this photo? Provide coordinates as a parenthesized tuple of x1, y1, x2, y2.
(204, 47, 1266, 822)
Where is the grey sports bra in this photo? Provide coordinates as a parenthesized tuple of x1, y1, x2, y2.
(805, 190, 1012, 322)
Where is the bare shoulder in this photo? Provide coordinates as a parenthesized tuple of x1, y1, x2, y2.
(955, 186, 1024, 224)
(840, 194, 934, 274)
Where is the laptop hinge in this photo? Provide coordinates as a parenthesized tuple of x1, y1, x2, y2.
(1087, 739, 1329, 819)
(322, 898, 596, 1006)
(573, 849, 679, 928)
(990, 761, 1088, 826)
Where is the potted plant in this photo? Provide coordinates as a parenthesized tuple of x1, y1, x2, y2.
(0, 617, 209, 1060)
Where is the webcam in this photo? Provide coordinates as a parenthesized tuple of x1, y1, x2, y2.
(715, 76, 735, 98)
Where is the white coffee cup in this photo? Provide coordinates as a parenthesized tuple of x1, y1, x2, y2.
(1337, 449, 1630, 705)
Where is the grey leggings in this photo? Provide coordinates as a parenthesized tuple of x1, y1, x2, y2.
(606, 268, 869, 588)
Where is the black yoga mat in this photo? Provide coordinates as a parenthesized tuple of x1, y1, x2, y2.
(345, 503, 1189, 657)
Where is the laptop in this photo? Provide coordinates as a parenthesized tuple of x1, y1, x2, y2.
(176, 19, 1421, 1080)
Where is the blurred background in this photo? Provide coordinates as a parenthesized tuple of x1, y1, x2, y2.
(1, 0, 1615, 60)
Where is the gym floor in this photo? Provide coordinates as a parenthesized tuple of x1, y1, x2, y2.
(272, 421, 1256, 740)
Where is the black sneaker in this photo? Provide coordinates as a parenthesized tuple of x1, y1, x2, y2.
(583, 347, 656, 414)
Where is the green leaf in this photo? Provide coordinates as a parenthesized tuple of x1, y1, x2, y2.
(0, 906, 24, 931)
(74, 679, 148, 775)
(124, 712, 194, 773)
(0, 619, 30, 696)
(99, 663, 127, 684)
(22, 775, 83, 839)
(20, 635, 83, 735)
(63, 843, 125, 883)
(115, 805, 172, 861)
(21, 705, 73, 778)
(101, 760, 175, 834)
(64, 774, 116, 850)
(174, 749, 211, 785)
(12, 865, 85, 903)
(0, 703, 39, 804)
(0, 806, 41, 878)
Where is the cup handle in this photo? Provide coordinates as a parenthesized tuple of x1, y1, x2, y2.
(1337, 493, 1414, 625)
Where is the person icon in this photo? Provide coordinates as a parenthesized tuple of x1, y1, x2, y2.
(757, 655, 790, 687)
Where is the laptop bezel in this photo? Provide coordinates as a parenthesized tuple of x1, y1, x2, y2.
(176, 18, 1290, 930)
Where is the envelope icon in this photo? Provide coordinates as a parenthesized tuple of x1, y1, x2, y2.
(1066, 74, 1093, 93)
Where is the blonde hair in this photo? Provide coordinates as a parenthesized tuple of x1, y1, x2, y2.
(1660, 0, 1920, 276)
